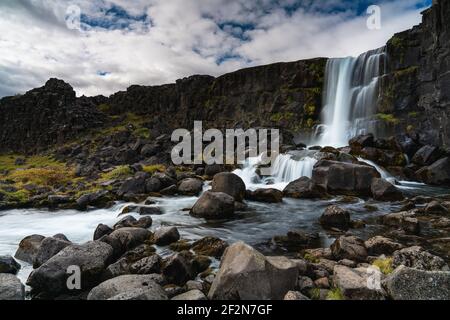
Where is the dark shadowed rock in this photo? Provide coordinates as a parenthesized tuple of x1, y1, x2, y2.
(162, 253, 195, 286)
(130, 255, 162, 275)
(145, 177, 162, 193)
(245, 188, 283, 203)
(371, 178, 404, 201)
(0, 274, 25, 300)
(93, 224, 113, 240)
(152, 227, 180, 246)
(204, 164, 224, 177)
(331, 236, 367, 262)
(411, 145, 440, 166)
(349, 134, 375, 152)
(33, 236, 72, 268)
(319, 205, 351, 230)
(14, 234, 45, 264)
(211, 172, 246, 202)
(416, 157, 450, 186)
(121, 205, 163, 216)
(424, 200, 449, 215)
(108, 227, 152, 252)
(190, 191, 235, 220)
(283, 176, 326, 199)
(118, 177, 146, 197)
(178, 178, 204, 196)
(113, 215, 153, 230)
(76, 190, 111, 209)
(0, 255, 21, 274)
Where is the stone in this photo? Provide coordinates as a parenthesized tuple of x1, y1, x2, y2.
(204, 164, 224, 177)
(93, 224, 113, 240)
(392, 246, 448, 271)
(152, 226, 180, 246)
(411, 145, 440, 166)
(424, 200, 449, 215)
(211, 172, 246, 202)
(162, 253, 194, 286)
(0, 274, 25, 300)
(76, 190, 111, 209)
(121, 205, 164, 216)
(88, 275, 168, 300)
(349, 134, 375, 151)
(312, 160, 380, 196)
(0, 255, 21, 274)
(296, 276, 314, 293)
(178, 178, 204, 196)
(190, 191, 235, 220)
(364, 236, 403, 255)
(27, 241, 114, 297)
(130, 255, 162, 275)
(113, 215, 152, 229)
(331, 236, 368, 262)
(245, 188, 283, 203)
(145, 177, 162, 193)
(383, 266, 450, 300)
(192, 237, 228, 258)
(108, 227, 152, 252)
(172, 289, 207, 300)
(208, 242, 298, 300)
(283, 290, 310, 300)
(160, 185, 178, 195)
(370, 178, 404, 201)
(333, 265, 385, 300)
(118, 177, 146, 197)
(319, 205, 351, 230)
(14, 234, 45, 264)
(283, 176, 325, 199)
(33, 236, 72, 268)
(381, 211, 420, 234)
(416, 157, 450, 186)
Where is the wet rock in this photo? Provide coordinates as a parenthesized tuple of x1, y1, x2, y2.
(283, 176, 325, 199)
(172, 289, 207, 300)
(113, 215, 152, 229)
(383, 266, 450, 300)
(272, 230, 318, 250)
(178, 178, 204, 196)
(349, 134, 375, 152)
(14, 234, 45, 264)
(109, 227, 152, 252)
(245, 188, 283, 203)
(152, 227, 180, 246)
(424, 200, 449, 215)
(145, 177, 162, 193)
(192, 237, 229, 258)
(312, 160, 380, 196)
(364, 236, 403, 255)
(381, 211, 420, 235)
(416, 157, 450, 186)
(27, 241, 114, 297)
(0, 255, 21, 274)
(76, 190, 112, 210)
(130, 255, 162, 274)
(190, 191, 235, 220)
(283, 290, 310, 300)
(319, 205, 351, 230)
(392, 246, 448, 271)
(411, 145, 440, 166)
(160, 185, 178, 195)
(152, 172, 177, 189)
(333, 265, 385, 300)
(121, 205, 163, 216)
(118, 177, 146, 197)
(33, 236, 72, 268)
(88, 275, 168, 300)
(208, 242, 298, 300)
(191, 255, 212, 274)
(211, 172, 246, 202)
(162, 253, 195, 286)
(103, 245, 157, 279)
(185, 280, 203, 291)
(48, 195, 72, 206)
(93, 224, 113, 240)
(331, 236, 368, 262)
(204, 164, 224, 177)
(0, 274, 25, 300)
(371, 178, 404, 201)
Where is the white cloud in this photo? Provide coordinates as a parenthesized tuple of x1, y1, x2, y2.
(0, 0, 429, 98)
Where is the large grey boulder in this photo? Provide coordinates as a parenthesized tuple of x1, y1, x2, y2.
(108, 227, 152, 252)
(88, 275, 168, 300)
(331, 236, 368, 262)
(0, 255, 21, 274)
(211, 172, 246, 201)
(0, 274, 25, 300)
(333, 265, 386, 300)
(319, 205, 351, 230)
(371, 178, 404, 201)
(383, 266, 450, 300)
(178, 178, 204, 196)
(14, 234, 45, 263)
(392, 246, 449, 271)
(208, 242, 298, 300)
(283, 177, 326, 199)
(33, 236, 72, 268)
(190, 191, 235, 220)
(27, 241, 114, 297)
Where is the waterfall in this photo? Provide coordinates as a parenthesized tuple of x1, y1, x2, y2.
(316, 48, 386, 147)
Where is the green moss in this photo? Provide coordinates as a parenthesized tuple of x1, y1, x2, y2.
(408, 111, 419, 117)
(309, 288, 321, 300)
(304, 104, 316, 116)
(2, 189, 29, 203)
(389, 35, 405, 48)
(303, 253, 320, 263)
(395, 66, 419, 78)
(97, 103, 111, 113)
(0, 155, 64, 172)
(100, 165, 133, 181)
(326, 288, 345, 300)
(134, 127, 151, 139)
(142, 164, 166, 175)
(270, 112, 294, 123)
(372, 257, 394, 275)
(377, 113, 400, 125)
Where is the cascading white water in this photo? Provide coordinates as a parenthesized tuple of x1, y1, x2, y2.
(316, 48, 386, 147)
(235, 48, 386, 189)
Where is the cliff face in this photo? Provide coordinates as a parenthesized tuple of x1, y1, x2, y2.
(379, 0, 450, 147)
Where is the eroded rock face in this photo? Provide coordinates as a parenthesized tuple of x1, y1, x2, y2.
(190, 191, 235, 220)
(208, 242, 298, 300)
(383, 266, 450, 300)
(211, 173, 246, 202)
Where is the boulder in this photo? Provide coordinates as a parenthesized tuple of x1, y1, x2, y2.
(204, 164, 224, 177)
(121, 205, 164, 216)
(283, 290, 310, 300)
(190, 191, 235, 220)
(211, 172, 246, 202)
(93, 224, 113, 240)
(0, 255, 21, 275)
(370, 178, 404, 201)
(312, 160, 380, 196)
(381, 211, 420, 234)
(331, 236, 368, 262)
(383, 266, 450, 300)
(411, 145, 440, 166)
(145, 177, 162, 193)
(108, 227, 152, 252)
(416, 157, 450, 186)
(349, 134, 375, 152)
(333, 265, 385, 300)
(14, 234, 45, 264)
(88, 275, 168, 300)
(162, 253, 194, 286)
(130, 255, 162, 275)
(152, 172, 176, 189)
(192, 237, 229, 258)
(113, 215, 152, 229)
(172, 289, 207, 300)
(0, 274, 25, 300)
(27, 241, 114, 297)
(364, 236, 403, 255)
(178, 178, 204, 196)
(319, 205, 351, 230)
(76, 190, 111, 209)
(245, 188, 283, 203)
(392, 246, 448, 271)
(283, 176, 326, 199)
(208, 242, 298, 300)
(118, 176, 146, 197)
(152, 227, 180, 246)
(424, 200, 449, 215)
(33, 236, 72, 268)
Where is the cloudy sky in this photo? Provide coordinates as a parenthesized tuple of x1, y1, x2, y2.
(0, 0, 431, 98)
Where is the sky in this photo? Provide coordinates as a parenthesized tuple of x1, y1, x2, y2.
(0, 0, 432, 98)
